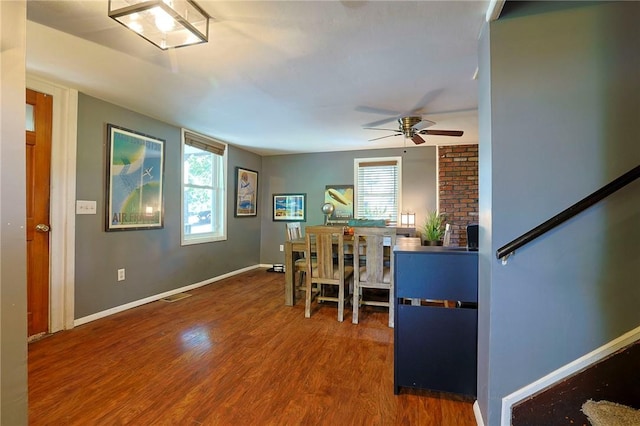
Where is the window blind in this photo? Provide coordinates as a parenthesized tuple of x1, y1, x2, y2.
(184, 130, 226, 156)
(355, 158, 400, 225)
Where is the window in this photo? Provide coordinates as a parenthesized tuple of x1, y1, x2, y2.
(354, 157, 402, 226)
(181, 129, 227, 245)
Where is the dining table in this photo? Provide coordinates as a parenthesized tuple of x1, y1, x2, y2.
(283, 232, 421, 306)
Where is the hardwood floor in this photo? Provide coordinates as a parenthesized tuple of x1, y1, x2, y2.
(29, 268, 476, 425)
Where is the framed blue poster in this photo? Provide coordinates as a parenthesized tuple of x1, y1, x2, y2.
(105, 124, 165, 231)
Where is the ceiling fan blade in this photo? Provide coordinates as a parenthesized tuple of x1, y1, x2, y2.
(363, 127, 400, 132)
(368, 133, 402, 142)
(362, 116, 398, 128)
(412, 119, 436, 131)
(421, 129, 464, 137)
(355, 105, 402, 116)
(412, 134, 426, 145)
(357, 105, 402, 127)
(404, 89, 444, 115)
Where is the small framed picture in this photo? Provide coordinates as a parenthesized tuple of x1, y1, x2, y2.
(324, 185, 354, 223)
(234, 167, 258, 217)
(272, 193, 306, 222)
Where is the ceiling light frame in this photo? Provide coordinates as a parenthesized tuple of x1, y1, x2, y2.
(108, 0, 210, 50)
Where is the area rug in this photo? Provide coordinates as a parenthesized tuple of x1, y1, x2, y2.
(582, 400, 640, 426)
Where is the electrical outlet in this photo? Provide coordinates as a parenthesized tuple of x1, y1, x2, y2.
(279, 244, 284, 252)
(117, 268, 125, 281)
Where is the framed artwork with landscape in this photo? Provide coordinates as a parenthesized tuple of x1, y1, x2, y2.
(272, 193, 306, 222)
(235, 167, 258, 217)
(105, 124, 165, 231)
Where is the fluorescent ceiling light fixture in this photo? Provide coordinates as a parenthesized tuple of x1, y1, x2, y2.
(109, 0, 210, 50)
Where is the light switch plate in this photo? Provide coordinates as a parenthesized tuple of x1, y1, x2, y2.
(76, 200, 97, 215)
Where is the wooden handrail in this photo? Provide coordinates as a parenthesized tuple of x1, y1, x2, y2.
(496, 164, 640, 262)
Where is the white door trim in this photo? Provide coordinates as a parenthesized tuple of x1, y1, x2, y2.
(26, 76, 77, 332)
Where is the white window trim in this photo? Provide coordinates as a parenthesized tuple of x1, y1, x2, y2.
(354, 156, 402, 225)
(180, 128, 227, 245)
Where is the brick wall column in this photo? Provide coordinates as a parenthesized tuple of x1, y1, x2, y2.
(438, 145, 478, 247)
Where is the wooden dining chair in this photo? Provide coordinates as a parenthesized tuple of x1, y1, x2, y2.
(304, 225, 354, 322)
(352, 227, 396, 327)
(285, 222, 307, 296)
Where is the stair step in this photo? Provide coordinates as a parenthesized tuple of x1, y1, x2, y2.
(512, 342, 640, 425)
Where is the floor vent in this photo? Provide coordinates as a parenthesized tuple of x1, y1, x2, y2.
(161, 293, 192, 303)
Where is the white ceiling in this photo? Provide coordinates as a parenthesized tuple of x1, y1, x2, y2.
(26, 0, 491, 156)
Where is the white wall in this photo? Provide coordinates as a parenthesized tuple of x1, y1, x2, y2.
(0, 1, 29, 423)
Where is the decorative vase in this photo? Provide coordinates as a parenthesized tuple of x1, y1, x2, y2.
(424, 240, 443, 246)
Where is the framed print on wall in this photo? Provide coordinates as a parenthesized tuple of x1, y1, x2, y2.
(272, 193, 306, 222)
(235, 167, 258, 217)
(105, 124, 165, 231)
(324, 185, 354, 223)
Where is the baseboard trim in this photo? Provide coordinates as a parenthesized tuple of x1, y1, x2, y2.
(474, 400, 485, 426)
(500, 324, 640, 426)
(74, 264, 262, 327)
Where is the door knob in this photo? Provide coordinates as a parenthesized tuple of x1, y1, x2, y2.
(35, 223, 50, 233)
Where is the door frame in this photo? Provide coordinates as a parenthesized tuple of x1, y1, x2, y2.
(26, 76, 77, 332)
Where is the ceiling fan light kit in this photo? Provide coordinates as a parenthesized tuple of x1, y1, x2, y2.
(399, 116, 422, 136)
(108, 0, 210, 50)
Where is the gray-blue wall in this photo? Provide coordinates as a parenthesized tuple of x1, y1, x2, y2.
(75, 94, 262, 318)
(259, 147, 437, 265)
(478, 2, 640, 424)
(75, 95, 438, 318)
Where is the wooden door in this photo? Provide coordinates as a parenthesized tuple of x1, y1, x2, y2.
(26, 89, 53, 337)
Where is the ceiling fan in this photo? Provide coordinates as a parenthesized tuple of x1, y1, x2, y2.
(364, 116, 464, 145)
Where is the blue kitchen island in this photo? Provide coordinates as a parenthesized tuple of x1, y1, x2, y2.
(393, 245, 478, 397)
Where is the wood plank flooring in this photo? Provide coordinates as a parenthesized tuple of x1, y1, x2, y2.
(29, 268, 476, 425)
